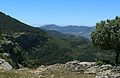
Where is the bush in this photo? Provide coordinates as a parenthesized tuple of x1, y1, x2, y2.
(96, 60, 106, 65)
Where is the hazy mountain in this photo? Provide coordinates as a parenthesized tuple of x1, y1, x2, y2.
(40, 24, 95, 39)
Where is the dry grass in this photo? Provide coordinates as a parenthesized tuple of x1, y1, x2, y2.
(38, 70, 95, 78)
(0, 69, 95, 78)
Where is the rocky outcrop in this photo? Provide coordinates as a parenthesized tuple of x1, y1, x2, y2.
(66, 61, 120, 78)
(1, 60, 119, 78)
(36, 60, 120, 78)
(65, 60, 96, 72)
(0, 58, 13, 70)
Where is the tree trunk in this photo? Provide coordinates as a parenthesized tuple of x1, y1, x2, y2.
(116, 50, 119, 65)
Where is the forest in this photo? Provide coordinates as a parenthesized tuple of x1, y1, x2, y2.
(0, 12, 119, 69)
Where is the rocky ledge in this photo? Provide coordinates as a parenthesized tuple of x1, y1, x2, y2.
(0, 58, 13, 70)
(0, 60, 120, 78)
(36, 60, 120, 78)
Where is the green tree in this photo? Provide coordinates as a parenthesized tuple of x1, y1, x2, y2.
(91, 16, 120, 64)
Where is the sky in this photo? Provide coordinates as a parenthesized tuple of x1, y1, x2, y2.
(0, 0, 120, 27)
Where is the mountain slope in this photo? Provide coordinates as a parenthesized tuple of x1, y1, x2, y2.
(41, 29, 90, 45)
(0, 12, 46, 35)
(0, 12, 75, 68)
(40, 24, 94, 39)
(0, 12, 112, 69)
(0, 12, 95, 69)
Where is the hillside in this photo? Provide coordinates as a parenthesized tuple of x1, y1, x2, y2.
(40, 24, 95, 39)
(0, 12, 97, 69)
(0, 12, 116, 70)
(41, 29, 90, 43)
(0, 12, 72, 68)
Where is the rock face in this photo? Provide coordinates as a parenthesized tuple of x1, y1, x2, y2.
(0, 58, 13, 70)
(36, 60, 120, 78)
(65, 61, 96, 72)
(66, 61, 120, 78)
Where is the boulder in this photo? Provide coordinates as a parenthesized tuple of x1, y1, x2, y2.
(98, 64, 113, 71)
(66, 60, 80, 65)
(78, 62, 96, 66)
(84, 66, 99, 74)
(0, 58, 13, 70)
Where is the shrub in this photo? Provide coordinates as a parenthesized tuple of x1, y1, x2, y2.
(96, 60, 106, 65)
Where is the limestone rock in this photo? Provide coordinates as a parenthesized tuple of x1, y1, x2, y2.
(0, 58, 13, 70)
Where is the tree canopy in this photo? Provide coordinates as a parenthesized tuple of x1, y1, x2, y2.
(91, 16, 120, 64)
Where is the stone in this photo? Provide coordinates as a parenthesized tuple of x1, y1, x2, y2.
(84, 66, 98, 74)
(3, 53, 10, 57)
(0, 58, 13, 70)
(78, 62, 96, 68)
(17, 60, 120, 78)
(99, 64, 113, 71)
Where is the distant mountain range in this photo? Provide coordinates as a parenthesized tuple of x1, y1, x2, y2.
(40, 24, 95, 39)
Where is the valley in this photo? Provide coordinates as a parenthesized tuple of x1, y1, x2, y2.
(40, 24, 94, 39)
(0, 11, 120, 78)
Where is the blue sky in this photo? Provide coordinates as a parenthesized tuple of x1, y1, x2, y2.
(0, 0, 120, 27)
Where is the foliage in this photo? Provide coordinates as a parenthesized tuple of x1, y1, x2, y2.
(96, 60, 106, 65)
(91, 16, 120, 64)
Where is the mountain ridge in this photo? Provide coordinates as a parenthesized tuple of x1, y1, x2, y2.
(40, 24, 95, 39)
